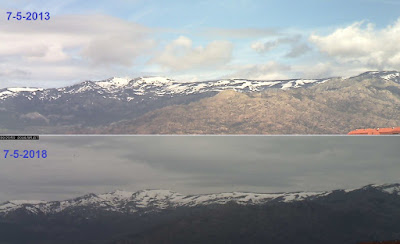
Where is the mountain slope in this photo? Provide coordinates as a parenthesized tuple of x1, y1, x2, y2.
(1, 71, 400, 134)
(1, 184, 400, 243)
(94, 71, 400, 134)
(126, 186, 400, 244)
(0, 76, 330, 132)
(0, 189, 330, 217)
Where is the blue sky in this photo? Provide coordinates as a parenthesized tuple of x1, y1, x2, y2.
(20, 0, 398, 28)
(1, 0, 400, 87)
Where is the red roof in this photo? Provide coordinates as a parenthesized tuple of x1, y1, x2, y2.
(348, 127, 400, 135)
(358, 241, 400, 244)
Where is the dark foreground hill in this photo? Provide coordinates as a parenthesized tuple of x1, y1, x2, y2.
(1, 184, 400, 243)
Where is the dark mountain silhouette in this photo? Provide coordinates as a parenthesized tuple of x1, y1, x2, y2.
(1, 184, 400, 243)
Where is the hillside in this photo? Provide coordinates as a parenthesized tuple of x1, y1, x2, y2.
(0, 76, 330, 134)
(1, 71, 400, 134)
(90, 73, 400, 134)
(1, 184, 400, 243)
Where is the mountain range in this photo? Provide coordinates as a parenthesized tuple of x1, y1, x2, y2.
(1, 71, 400, 134)
(1, 183, 400, 243)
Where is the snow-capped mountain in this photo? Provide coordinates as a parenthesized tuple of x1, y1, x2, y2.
(0, 189, 327, 216)
(2, 71, 398, 102)
(1, 71, 399, 133)
(0, 76, 336, 131)
(1, 183, 398, 217)
(0, 76, 333, 102)
(354, 70, 400, 82)
(2, 183, 400, 243)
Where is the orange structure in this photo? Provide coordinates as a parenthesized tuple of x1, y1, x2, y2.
(348, 127, 400, 135)
(358, 241, 400, 244)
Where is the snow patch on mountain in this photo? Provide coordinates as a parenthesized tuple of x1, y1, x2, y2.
(0, 90, 13, 99)
(98, 190, 134, 200)
(0, 71, 398, 102)
(370, 183, 400, 194)
(381, 73, 400, 80)
(0, 200, 46, 213)
(7, 88, 44, 92)
(357, 71, 400, 82)
(0, 190, 326, 215)
(0, 87, 44, 100)
(0, 76, 331, 101)
(137, 77, 173, 85)
(96, 77, 132, 89)
(2, 184, 397, 216)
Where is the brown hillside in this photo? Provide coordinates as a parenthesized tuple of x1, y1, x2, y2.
(86, 77, 400, 134)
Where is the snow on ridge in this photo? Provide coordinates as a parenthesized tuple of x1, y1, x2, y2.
(381, 73, 400, 80)
(0, 189, 327, 215)
(369, 183, 400, 194)
(96, 77, 132, 88)
(294, 79, 318, 86)
(133, 189, 184, 201)
(281, 79, 318, 90)
(357, 71, 400, 80)
(0, 87, 44, 100)
(7, 87, 44, 92)
(0, 200, 46, 213)
(381, 185, 400, 194)
(9, 200, 45, 205)
(1, 184, 399, 216)
(1, 71, 398, 101)
(0, 90, 14, 99)
(345, 183, 400, 194)
(139, 76, 173, 84)
(281, 81, 294, 90)
(0, 76, 331, 101)
(97, 190, 134, 201)
(182, 192, 280, 205)
(129, 77, 175, 88)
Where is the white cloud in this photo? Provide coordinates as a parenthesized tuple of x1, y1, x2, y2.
(0, 14, 153, 65)
(285, 43, 311, 58)
(251, 41, 278, 53)
(227, 61, 291, 80)
(151, 36, 233, 71)
(26, 44, 69, 62)
(82, 36, 155, 66)
(0, 14, 157, 87)
(0, 68, 31, 78)
(251, 35, 310, 58)
(3, 11, 399, 88)
(291, 62, 337, 79)
(310, 19, 400, 70)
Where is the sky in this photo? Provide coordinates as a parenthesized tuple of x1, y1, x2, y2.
(0, 136, 399, 202)
(1, 0, 400, 88)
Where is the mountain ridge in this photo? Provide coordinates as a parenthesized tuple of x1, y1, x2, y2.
(2, 183, 400, 243)
(1, 183, 399, 217)
(2, 70, 400, 94)
(1, 70, 400, 133)
(0, 75, 336, 101)
(96, 71, 400, 134)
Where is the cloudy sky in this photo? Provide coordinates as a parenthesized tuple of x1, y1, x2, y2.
(0, 136, 399, 202)
(1, 0, 400, 88)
